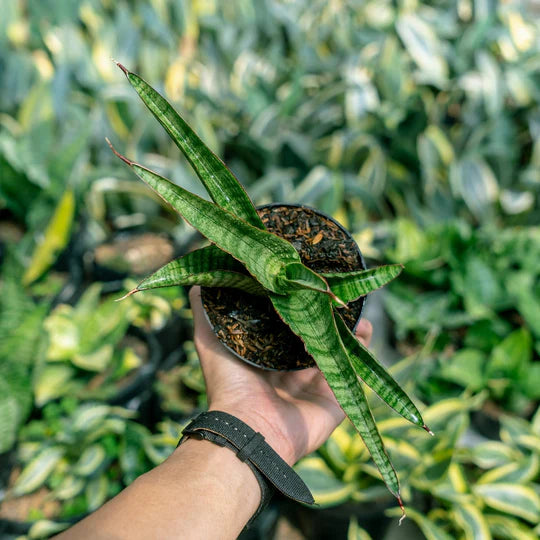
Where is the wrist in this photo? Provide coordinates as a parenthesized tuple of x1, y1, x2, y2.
(208, 404, 297, 465)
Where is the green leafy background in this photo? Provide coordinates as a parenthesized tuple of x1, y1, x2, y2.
(0, 1, 538, 539)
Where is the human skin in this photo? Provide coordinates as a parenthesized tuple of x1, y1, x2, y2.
(56, 286, 373, 540)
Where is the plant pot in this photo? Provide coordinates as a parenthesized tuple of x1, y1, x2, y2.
(201, 204, 366, 371)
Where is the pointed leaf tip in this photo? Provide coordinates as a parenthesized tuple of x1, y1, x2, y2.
(105, 138, 133, 167)
(398, 498, 406, 526)
(114, 61, 129, 77)
(115, 289, 138, 302)
(423, 424, 435, 436)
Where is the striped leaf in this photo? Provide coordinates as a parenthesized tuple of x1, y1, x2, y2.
(283, 262, 342, 303)
(323, 264, 403, 303)
(486, 514, 539, 540)
(116, 63, 264, 229)
(73, 444, 107, 476)
(453, 503, 492, 540)
(121, 246, 265, 298)
(106, 146, 300, 294)
(474, 483, 540, 524)
(477, 453, 539, 485)
(270, 288, 401, 501)
(12, 446, 64, 496)
(294, 456, 355, 507)
(334, 314, 427, 430)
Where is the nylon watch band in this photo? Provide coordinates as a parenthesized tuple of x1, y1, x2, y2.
(177, 411, 314, 527)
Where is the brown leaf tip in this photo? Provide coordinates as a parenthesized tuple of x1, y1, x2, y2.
(397, 496, 407, 526)
(105, 137, 134, 167)
(115, 289, 138, 302)
(422, 424, 435, 436)
(114, 60, 130, 77)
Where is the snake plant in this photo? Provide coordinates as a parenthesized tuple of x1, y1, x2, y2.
(107, 63, 431, 513)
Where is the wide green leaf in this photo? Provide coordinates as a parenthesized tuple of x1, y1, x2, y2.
(334, 314, 427, 430)
(453, 503, 491, 540)
(270, 288, 402, 501)
(323, 264, 403, 303)
(474, 483, 540, 524)
(12, 446, 64, 496)
(117, 63, 264, 229)
(121, 246, 265, 298)
(107, 143, 301, 294)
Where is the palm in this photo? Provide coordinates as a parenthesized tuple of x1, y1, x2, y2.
(189, 287, 372, 464)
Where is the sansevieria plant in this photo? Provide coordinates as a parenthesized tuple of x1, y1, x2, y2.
(107, 63, 432, 515)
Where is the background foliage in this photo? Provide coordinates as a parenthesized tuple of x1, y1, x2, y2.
(0, 0, 538, 538)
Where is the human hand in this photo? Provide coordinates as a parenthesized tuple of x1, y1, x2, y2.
(189, 287, 373, 465)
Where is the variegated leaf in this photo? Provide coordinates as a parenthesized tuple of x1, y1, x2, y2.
(335, 314, 427, 430)
(270, 288, 401, 501)
(106, 148, 301, 294)
(122, 245, 265, 298)
(323, 264, 403, 303)
(116, 64, 264, 229)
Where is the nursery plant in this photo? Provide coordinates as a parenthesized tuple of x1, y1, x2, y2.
(106, 63, 432, 512)
(1, 399, 183, 535)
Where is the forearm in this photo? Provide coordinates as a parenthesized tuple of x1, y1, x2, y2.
(56, 437, 261, 540)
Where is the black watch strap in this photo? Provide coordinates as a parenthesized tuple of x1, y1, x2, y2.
(178, 411, 314, 507)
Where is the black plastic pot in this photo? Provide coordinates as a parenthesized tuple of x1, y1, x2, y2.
(201, 203, 366, 372)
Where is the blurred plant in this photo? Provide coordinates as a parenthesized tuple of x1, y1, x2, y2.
(383, 219, 540, 414)
(297, 355, 540, 538)
(0, 253, 48, 453)
(154, 340, 207, 417)
(35, 282, 184, 407)
(387, 406, 540, 539)
(1, 399, 182, 526)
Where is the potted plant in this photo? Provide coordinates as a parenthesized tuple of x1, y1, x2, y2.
(107, 63, 433, 513)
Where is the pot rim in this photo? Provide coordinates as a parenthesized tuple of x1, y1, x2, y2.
(200, 202, 367, 371)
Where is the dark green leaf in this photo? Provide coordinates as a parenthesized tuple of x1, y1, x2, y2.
(323, 264, 403, 303)
(335, 314, 426, 428)
(270, 288, 401, 500)
(118, 64, 264, 229)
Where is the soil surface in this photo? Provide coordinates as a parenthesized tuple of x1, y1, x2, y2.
(201, 205, 365, 370)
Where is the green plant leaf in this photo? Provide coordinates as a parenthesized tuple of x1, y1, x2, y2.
(334, 314, 427, 430)
(22, 189, 75, 285)
(323, 264, 403, 303)
(477, 453, 539, 485)
(469, 441, 519, 469)
(73, 444, 107, 476)
(122, 245, 265, 298)
(116, 64, 264, 229)
(390, 507, 453, 540)
(54, 475, 85, 500)
(486, 514, 539, 540)
(33, 365, 75, 407)
(294, 456, 355, 507)
(449, 158, 499, 220)
(347, 517, 373, 540)
(12, 446, 64, 496)
(283, 262, 340, 300)
(28, 520, 70, 539)
(474, 483, 540, 524)
(107, 146, 301, 295)
(270, 288, 402, 502)
(396, 14, 448, 86)
(85, 473, 108, 511)
(453, 503, 491, 540)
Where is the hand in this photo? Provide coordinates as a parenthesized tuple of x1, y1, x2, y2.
(189, 287, 373, 465)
